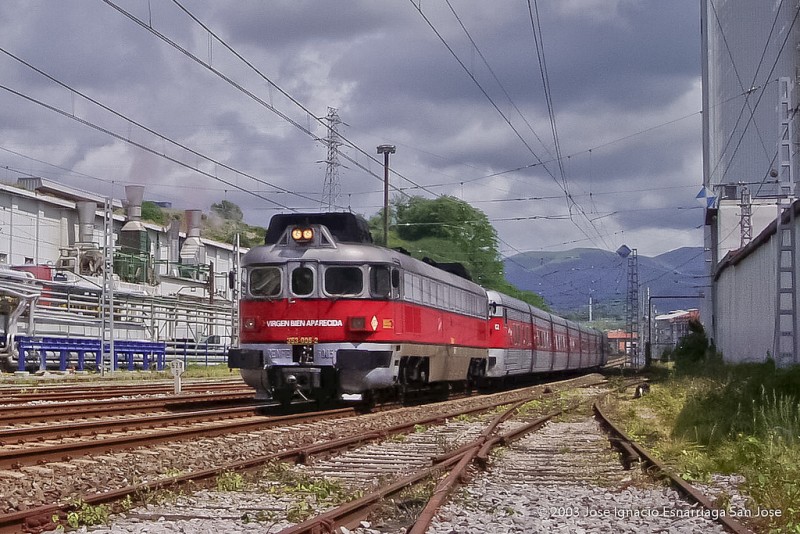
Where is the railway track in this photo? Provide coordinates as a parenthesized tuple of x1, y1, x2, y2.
(15, 378, 759, 534)
(0, 391, 256, 425)
(1, 375, 604, 534)
(0, 379, 248, 405)
(0, 374, 747, 534)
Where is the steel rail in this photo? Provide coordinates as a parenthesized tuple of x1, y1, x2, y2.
(0, 392, 254, 424)
(1, 392, 538, 533)
(0, 382, 249, 404)
(0, 403, 272, 444)
(592, 399, 754, 534)
(0, 407, 355, 470)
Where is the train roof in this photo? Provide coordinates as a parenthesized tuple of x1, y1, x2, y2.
(265, 212, 372, 245)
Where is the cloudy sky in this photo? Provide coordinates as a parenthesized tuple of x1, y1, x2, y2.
(0, 0, 703, 258)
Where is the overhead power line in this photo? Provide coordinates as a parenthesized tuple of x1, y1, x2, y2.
(146, 0, 440, 200)
(0, 81, 294, 209)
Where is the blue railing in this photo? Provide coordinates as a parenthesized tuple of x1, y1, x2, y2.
(15, 336, 166, 372)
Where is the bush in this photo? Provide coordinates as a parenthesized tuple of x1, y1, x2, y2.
(673, 319, 714, 374)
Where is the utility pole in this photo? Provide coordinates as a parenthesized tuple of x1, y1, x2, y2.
(100, 197, 115, 374)
(377, 144, 396, 246)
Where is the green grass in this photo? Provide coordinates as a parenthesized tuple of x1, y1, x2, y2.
(616, 361, 800, 533)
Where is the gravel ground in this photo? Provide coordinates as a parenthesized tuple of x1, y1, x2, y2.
(39, 391, 735, 534)
(423, 417, 729, 534)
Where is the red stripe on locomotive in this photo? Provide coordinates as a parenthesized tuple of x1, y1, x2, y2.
(239, 298, 488, 347)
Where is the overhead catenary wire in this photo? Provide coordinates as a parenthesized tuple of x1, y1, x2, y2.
(159, 0, 440, 201)
(0, 46, 323, 211)
(0, 82, 296, 210)
(410, 0, 608, 252)
(708, 1, 800, 188)
(444, 0, 554, 161)
(0, 4, 708, 278)
(706, 0, 784, 184)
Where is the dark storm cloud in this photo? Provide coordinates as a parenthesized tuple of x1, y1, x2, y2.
(0, 0, 703, 256)
(211, 0, 402, 49)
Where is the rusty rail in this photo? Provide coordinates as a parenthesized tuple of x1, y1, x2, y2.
(592, 399, 754, 534)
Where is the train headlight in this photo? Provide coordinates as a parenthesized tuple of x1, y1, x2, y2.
(291, 227, 314, 243)
(243, 317, 258, 331)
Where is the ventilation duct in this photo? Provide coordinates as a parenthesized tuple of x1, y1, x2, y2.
(180, 209, 206, 265)
(168, 219, 181, 263)
(121, 185, 146, 232)
(76, 201, 96, 245)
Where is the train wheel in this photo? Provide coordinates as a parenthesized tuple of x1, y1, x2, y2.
(275, 389, 294, 407)
(356, 390, 375, 413)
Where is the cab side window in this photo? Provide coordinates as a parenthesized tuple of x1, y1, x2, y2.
(370, 265, 391, 298)
(325, 266, 363, 296)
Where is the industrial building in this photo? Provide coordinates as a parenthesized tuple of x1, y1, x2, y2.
(0, 177, 243, 371)
(702, 1, 800, 367)
(650, 309, 700, 360)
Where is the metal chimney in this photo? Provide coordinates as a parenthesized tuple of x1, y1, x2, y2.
(76, 201, 96, 244)
(121, 185, 146, 232)
(180, 209, 206, 266)
(185, 210, 202, 237)
(125, 185, 144, 220)
(168, 219, 181, 263)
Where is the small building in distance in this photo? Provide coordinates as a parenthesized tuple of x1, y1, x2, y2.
(606, 329, 636, 355)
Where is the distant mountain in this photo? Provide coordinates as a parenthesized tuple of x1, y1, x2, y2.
(504, 247, 706, 320)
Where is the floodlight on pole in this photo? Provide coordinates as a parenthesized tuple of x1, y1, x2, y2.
(617, 244, 639, 368)
(377, 144, 396, 245)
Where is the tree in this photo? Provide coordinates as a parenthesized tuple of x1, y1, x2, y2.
(368, 196, 548, 310)
(394, 196, 504, 287)
(140, 201, 166, 224)
(211, 200, 244, 222)
(673, 319, 712, 374)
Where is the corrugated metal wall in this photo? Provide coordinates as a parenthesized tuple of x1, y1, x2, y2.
(714, 203, 800, 366)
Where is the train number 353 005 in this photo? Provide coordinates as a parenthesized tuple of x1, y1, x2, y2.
(286, 336, 319, 345)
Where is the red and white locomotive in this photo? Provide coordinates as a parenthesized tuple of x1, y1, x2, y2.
(228, 212, 606, 403)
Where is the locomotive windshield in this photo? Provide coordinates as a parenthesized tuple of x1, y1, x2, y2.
(324, 266, 363, 296)
(249, 266, 282, 297)
(292, 267, 315, 296)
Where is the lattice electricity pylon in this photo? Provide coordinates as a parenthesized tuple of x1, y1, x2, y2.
(740, 185, 752, 248)
(321, 107, 342, 211)
(625, 249, 640, 367)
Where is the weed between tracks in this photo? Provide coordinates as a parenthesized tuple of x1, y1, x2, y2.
(257, 461, 364, 522)
(370, 476, 438, 531)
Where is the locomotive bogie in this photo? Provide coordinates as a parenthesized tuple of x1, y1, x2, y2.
(391, 343, 486, 385)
